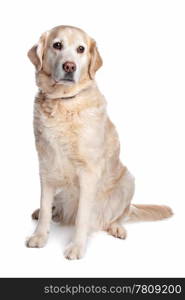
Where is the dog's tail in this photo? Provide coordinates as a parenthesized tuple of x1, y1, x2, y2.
(126, 204, 173, 222)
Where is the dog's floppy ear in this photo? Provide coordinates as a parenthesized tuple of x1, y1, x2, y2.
(88, 39, 103, 79)
(27, 31, 49, 71)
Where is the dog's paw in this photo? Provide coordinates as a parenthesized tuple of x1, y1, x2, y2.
(107, 224, 127, 239)
(64, 243, 85, 260)
(26, 233, 48, 248)
(31, 209, 40, 220)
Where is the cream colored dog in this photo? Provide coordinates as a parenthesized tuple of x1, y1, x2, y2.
(26, 25, 172, 259)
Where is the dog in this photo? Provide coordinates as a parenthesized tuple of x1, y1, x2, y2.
(26, 25, 173, 259)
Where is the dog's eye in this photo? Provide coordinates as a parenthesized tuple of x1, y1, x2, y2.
(77, 45, 85, 53)
(53, 42, 63, 50)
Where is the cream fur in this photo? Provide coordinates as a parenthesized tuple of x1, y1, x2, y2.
(26, 25, 173, 259)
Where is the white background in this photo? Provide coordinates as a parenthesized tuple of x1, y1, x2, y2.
(0, 0, 184, 277)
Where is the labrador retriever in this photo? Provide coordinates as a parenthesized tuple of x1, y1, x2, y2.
(26, 25, 173, 259)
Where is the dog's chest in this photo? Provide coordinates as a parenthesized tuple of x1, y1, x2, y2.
(34, 100, 83, 183)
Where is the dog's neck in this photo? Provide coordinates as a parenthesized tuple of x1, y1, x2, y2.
(36, 70, 95, 101)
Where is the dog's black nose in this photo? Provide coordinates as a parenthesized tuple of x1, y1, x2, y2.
(63, 61, 76, 73)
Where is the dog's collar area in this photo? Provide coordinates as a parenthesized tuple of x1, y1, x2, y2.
(59, 94, 77, 100)
(47, 87, 90, 101)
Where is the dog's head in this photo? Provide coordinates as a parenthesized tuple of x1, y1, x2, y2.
(28, 25, 102, 90)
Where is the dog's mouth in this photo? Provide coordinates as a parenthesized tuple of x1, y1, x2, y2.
(53, 72, 76, 85)
(61, 78, 74, 82)
(53, 78, 75, 85)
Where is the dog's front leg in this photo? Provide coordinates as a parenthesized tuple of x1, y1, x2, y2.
(64, 169, 99, 260)
(27, 179, 54, 248)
